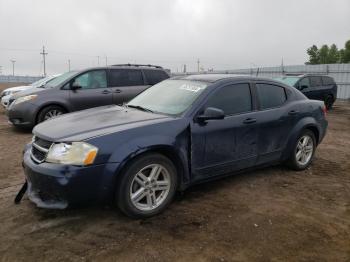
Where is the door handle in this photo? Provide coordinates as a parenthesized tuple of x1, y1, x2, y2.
(288, 110, 299, 115)
(243, 118, 257, 124)
(114, 89, 122, 93)
(101, 90, 111, 94)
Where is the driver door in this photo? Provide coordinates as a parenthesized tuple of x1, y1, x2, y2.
(68, 69, 113, 111)
(190, 83, 259, 180)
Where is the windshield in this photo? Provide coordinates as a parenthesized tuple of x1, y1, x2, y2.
(127, 79, 208, 115)
(31, 75, 57, 88)
(274, 76, 299, 87)
(44, 71, 77, 88)
(30, 77, 50, 88)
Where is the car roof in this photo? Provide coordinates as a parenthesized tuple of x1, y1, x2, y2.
(171, 74, 272, 83)
(81, 65, 166, 71)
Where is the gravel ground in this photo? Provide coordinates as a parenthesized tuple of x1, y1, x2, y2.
(0, 87, 349, 261)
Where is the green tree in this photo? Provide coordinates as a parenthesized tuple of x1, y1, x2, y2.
(306, 45, 320, 64)
(306, 39, 350, 64)
(319, 45, 330, 64)
(339, 40, 350, 63)
(328, 44, 339, 63)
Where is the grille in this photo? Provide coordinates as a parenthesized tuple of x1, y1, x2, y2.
(8, 98, 15, 105)
(31, 136, 52, 163)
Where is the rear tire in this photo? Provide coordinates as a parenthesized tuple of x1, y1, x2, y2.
(37, 105, 66, 124)
(324, 95, 334, 110)
(286, 130, 316, 171)
(116, 153, 177, 218)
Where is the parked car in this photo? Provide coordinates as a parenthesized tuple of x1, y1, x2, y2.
(1, 75, 60, 108)
(21, 74, 328, 218)
(274, 74, 337, 110)
(7, 64, 170, 128)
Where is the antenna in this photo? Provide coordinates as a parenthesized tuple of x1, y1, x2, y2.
(40, 46, 48, 76)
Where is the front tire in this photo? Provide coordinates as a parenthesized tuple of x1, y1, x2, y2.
(324, 95, 334, 110)
(286, 130, 316, 171)
(116, 153, 177, 218)
(37, 105, 66, 124)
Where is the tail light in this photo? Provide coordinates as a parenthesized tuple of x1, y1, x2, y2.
(322, 105, 327, 118)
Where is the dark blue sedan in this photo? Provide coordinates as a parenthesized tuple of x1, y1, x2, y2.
(21, 74, 328, 218)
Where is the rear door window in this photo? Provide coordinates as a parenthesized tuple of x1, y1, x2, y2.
(206, 83, 252, 115)
(109, 69, 144, 87)
(256, 83, 287, 109)
(143, 70, 169, 85)
(309, 76, 322, 87)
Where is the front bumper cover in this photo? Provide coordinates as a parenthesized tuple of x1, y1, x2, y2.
(22, 145, 120, 209)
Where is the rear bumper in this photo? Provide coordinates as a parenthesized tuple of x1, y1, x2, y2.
(23, 145, 120, 208)
(318, 119, 328, 144)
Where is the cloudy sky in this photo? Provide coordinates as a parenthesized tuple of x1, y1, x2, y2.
(0, 0, 349, 76)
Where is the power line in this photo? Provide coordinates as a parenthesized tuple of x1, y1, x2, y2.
(40, 46, 48, 76)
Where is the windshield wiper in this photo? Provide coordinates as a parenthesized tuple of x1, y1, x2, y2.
(126, 105, 154, 113)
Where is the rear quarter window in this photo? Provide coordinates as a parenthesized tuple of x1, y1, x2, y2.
(143, 70, 169, 85)
(322, 76, 335, 86)
(256, 83, 287, 109)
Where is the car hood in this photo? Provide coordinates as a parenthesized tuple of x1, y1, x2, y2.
(12, 87, 45, 99)
(33, 105, 173, 141)
(3, 85, 30, 92)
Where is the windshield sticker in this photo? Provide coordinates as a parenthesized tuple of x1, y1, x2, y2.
(179, 84, 205, 92)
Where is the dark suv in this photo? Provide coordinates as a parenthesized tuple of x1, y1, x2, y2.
(7, 64, 170, 128)
(274, 74, 337, 109)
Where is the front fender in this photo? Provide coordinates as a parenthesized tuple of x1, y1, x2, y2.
(107, 133, 190, 189)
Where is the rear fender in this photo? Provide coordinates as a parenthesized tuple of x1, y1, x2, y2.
(281, 117, 320, 161)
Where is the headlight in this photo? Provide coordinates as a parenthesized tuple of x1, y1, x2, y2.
(12, 95, 37, 105)
(46, 142, 98, 165)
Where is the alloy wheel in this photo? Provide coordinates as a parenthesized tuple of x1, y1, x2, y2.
(295, 135, 314, 166)
(129, 164, 171, 211)
(44, 110, 63, 120)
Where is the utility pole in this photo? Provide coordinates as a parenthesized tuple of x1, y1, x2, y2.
(183, 64, 187, 73)
(105, 56, 108, 66)
(10, 60, 16, 76)
(68, 59, 71, 71)
(40, 46, 48, 76)
(197, 59, 200, 72)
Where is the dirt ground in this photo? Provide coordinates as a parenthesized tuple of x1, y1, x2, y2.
(0, 85, 349, 261)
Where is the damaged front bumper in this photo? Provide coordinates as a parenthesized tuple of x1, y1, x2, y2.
(22, 145, 120, 209)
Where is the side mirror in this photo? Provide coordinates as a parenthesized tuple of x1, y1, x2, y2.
(300, 85, 308, 90)
(71, 81, 82, 90)
(196, 107, 225, 122)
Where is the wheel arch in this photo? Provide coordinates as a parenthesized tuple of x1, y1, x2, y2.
(112, 145, 190, 195)
(281, 117, 321, 161)
(35, 103, 69, 124)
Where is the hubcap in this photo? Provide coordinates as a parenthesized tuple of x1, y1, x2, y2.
(296, 135, 314, 166)
(44, 110, 63, 120)
(130, 164, 171, 211)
